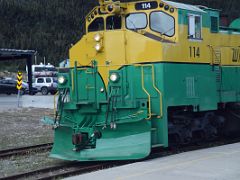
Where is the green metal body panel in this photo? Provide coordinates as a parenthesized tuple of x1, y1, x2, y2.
(162, 63, 240, 110)
(51, 121, 151, 161)
(230, 18, 240, 29)
(50, 62, 240, 161)
(163, 63, 218, 111)
(178, 9, 209, 27)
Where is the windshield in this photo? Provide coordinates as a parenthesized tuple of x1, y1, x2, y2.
(106, 15, 121, 30)
(88, 17, 104, 32)
(126, 13, 147, 30)
(150, 11, 175, 36)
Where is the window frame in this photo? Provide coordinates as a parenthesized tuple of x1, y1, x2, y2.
(88, 17, 105, 33)
(188, 14, 203, 40)
(106, 15, 122, 30)
(149, 10, 175, 37)
(125, 12, 148, 30)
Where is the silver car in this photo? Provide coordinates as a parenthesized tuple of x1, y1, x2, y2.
(32, 77, 58, 95)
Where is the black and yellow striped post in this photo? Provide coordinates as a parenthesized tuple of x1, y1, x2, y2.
(17, 71, 23, 107)
(17, 72, 23, 90)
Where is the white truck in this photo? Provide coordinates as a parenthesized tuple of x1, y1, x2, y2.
(27, 63, 57, 78)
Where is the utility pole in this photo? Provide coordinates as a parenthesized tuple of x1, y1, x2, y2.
(34, 54, 37, 64)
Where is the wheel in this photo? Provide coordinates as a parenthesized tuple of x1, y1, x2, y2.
(6, 92, 11, 95)
(41, 87, 48, 95)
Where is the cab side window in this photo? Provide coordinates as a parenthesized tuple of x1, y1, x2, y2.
(106, 16, 121, 30)
(88, 17, 104, 32)
(188, 14, 202, 39)
(150, 11, 175, 37)
(126, 13, 147, 30)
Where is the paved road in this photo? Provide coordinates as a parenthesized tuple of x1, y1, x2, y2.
(0, 94, 19, 110)
(0, 94, 55, 111)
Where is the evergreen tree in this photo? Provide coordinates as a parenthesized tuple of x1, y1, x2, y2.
(0, 0, 239, 70)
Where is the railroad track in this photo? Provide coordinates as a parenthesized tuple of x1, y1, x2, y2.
(0, 161, 127, 180)
(1, 137, 240, 180)
(0, 143, 53, 158)
(0, 115, 52, 119)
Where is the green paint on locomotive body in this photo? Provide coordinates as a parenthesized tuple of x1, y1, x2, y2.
(178, 7, 240, 34)
(178, 9, 210, 27)
(51, 62, 240, 161)
(230, 18, 240, 30)
(162, 63, 240, 109)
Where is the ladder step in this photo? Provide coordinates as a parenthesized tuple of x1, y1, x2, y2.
(152, 144, 164, 148)
(77, 101, 94, 105)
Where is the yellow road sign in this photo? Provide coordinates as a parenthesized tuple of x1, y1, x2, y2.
(16, 71, 22, 90)
(16, 85, 22, 90)
(17, 74, 22, 79)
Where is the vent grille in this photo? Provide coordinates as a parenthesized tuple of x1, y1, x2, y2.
(211, 16, 219, 33)
(186, 77, 196, 98)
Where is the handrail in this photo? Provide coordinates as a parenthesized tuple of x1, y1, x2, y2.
(208, 45, 222, 65)
(150, 64, 163, 118)
(141, 66, 152, 120)
(141, 64, 163, 119)
(54, 91, 59, 116)
(71, 70, 74, 91)
(208, 45, 214, 65)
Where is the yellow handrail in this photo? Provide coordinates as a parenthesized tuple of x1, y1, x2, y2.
(139, 64, 163, 119)
(208, 45, 221, 65)
(150, 64, 163, 118)
(141, 66, 152, 120)
(54, 91, 59, 116)
(71, 70, 74, 91)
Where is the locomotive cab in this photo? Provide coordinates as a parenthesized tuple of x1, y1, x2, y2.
(69, 0, 179, 84)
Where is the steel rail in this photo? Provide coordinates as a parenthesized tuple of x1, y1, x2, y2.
(0, 162, 126, 180)
(0, 143, 53, 158)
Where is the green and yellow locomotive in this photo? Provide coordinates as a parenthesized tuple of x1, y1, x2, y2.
(48, 0, 240, 161)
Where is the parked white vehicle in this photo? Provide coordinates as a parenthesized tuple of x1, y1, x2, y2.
(32, 77, 57, 95)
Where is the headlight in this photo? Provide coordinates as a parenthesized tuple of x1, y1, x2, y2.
(95, 43, 102, 52)
(87, 16, 91, 22)
(94, 33, 101, 42)
(100, 87, 104, 93)
(109, 73, 119, 82)
(107, 4, 114, 12)
(58, 76, 66, 84)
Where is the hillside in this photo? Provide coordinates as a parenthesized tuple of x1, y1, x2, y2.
(0, 0, 239, 69)
(0, 0, 97, 68)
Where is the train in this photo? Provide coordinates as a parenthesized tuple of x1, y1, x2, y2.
(46, 0, 240, 161)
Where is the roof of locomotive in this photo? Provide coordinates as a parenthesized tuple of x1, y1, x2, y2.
(163, 1, 206, 13)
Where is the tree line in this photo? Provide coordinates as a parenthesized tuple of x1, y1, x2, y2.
(0, 0, 239, 70)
